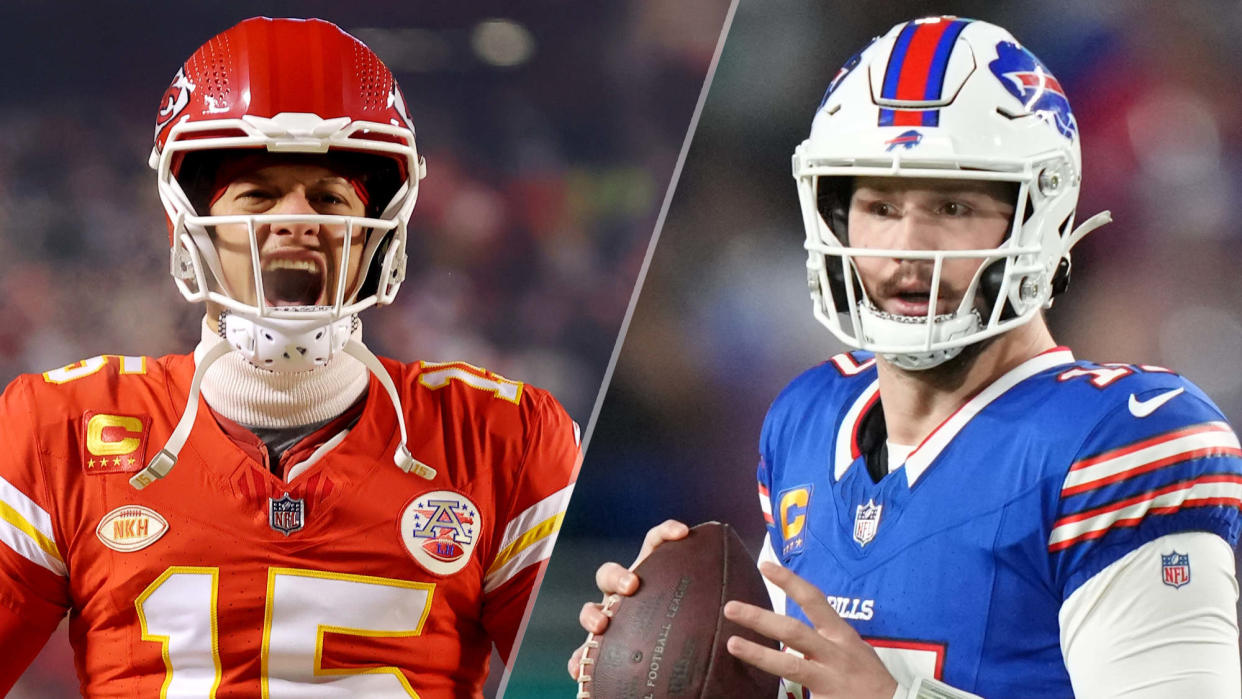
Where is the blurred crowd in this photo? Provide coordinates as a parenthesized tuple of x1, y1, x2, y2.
(0, 1, 728, 695)
(508, 0, 1242, 694)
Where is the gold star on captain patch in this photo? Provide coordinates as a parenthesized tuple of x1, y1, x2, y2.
(112, 456, 123, 467)
(87, 458, 96, 468)
(126, 457, 136, 467)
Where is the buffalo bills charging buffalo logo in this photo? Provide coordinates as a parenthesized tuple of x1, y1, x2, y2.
(818, 39, 876, 110)
(988, 42, 1077, 139)
(885, 130, 924, 152)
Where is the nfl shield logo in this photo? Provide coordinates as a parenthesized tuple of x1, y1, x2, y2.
(269, 493, 305, 536)
(853, 499, 882, 546)
(1161, 551, 1191, 589)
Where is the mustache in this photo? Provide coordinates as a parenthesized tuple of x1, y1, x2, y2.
(870, 262, 965, 301)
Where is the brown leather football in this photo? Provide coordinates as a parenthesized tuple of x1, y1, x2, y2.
(578, 521, 780, 698)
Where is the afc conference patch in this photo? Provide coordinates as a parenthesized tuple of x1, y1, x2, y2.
(269, 493, 305, 536)
(1161, 551, 1191, 589)
(400, 490, 481, 576)
(854, 499, 883, 547)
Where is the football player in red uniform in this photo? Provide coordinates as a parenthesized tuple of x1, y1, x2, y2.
(0, 17, 579, 697)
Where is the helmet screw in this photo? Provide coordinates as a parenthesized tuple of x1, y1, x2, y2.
(1038, 169, 1061, 195)
(1020, 278, 1040, 301)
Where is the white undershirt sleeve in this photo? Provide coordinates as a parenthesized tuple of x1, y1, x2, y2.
(1060, 531, 1240, 698)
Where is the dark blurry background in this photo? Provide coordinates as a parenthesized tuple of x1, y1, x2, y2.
(508, 0, 1242, 694)
(0, 1, 730, 695)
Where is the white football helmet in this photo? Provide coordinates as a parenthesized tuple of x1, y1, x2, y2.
(793, 16, 1110, 370)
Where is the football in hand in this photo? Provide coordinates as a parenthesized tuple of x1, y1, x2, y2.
(579, 521, 780, 698)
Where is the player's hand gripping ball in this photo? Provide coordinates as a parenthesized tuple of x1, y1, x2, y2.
(577, 522, 780, 698)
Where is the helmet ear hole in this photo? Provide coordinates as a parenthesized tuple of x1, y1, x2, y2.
(356, 233, 392, 300)
(978, 259, 1018, 321)
(824, 258, 862, 314)
(1050, 257, 1071, 298)
(815, 176, 852, 244)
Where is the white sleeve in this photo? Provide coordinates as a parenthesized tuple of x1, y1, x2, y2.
(757, 533, 787, 615)
(1060, 531, 1240, 698)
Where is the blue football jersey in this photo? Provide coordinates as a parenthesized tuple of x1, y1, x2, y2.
(756, 348, 1242, 697)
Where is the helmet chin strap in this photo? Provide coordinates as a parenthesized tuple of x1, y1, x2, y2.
(130, 326, 436, 490)
(220, 310, 357, 373)
(858, 304, 982, 371)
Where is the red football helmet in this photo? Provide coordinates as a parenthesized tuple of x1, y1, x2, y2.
(150, 16, 426, 371)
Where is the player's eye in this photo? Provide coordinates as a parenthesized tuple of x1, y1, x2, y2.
(866, 201, 897, 217)
(314, 192, 347, 206)
(938, 201, 972, 217)
(236, 187, 274, 201)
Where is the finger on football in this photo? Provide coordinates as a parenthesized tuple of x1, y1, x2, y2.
(758, 561, 851, 637)
(568, 643, 585, 679)
(635, 519, 690, 565)
(723, 599, 827, 655)
(579, 600, 612, 634)
(595, 561, 638, 595)
(725, 634, 810, 685)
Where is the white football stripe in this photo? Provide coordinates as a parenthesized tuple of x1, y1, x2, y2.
(1049, 479, 1242, 551)
(0, 475, 65, 576)
(1061, 425, 1239, 493)
(484, 484, 573, 594)
(834, 380, 879, 480)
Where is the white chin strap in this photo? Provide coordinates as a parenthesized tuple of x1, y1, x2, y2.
(857, 304, 982, 371)
(130, 334, 436, 490)
(221, 311, 356, 373)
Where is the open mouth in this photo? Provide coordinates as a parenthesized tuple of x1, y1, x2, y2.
(262, 257, 325, 307)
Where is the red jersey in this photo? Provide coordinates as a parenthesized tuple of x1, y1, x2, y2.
(0, 352, 579, 697)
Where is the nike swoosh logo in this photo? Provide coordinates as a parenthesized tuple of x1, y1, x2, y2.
(1128, 387, 1185, 418)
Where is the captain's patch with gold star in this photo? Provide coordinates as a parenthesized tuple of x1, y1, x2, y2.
(81, 411, 152, 475)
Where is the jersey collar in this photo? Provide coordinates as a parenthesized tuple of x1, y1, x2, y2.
(834, 347, 1076, 485)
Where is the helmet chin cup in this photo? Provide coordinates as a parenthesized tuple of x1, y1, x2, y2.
(858, 305, 982, 371)
(220, 311, 356, 373)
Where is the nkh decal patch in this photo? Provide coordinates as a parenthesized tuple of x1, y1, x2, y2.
(854, 499, 883, 546)
(1161, 551, 1191, 589)
(81, 411, 151, 474)
(400, 490, 481, 576)
(269, 493, 305, 536)
(96, 505, 168, 552)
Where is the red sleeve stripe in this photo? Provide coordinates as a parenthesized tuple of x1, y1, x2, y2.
(758, 483, 774, 525)
(1048, 475, 1242, 552)
(1069, 422, 1233, 472)
(1061, 423, 1241, 496)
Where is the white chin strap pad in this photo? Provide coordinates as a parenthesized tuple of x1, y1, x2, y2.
(857, 305, 981, 371)
(222, 312, 355, 373)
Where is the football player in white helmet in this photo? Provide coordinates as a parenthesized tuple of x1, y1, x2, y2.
(574, 16, 1241, 699)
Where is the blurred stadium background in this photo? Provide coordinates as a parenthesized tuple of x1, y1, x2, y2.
(0, 1, 730, 695)
(508, 0, 1242, 695)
